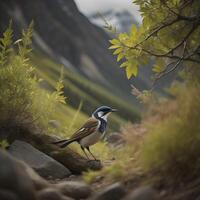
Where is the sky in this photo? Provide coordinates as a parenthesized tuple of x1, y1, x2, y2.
(74, 0, 141, 21)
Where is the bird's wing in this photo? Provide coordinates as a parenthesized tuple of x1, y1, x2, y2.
(70, 117, 99, 141)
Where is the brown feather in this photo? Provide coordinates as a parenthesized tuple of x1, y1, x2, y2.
(69, 117, 99, 141)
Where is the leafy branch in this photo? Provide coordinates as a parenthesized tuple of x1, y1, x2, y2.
(109, 0, 200, 84)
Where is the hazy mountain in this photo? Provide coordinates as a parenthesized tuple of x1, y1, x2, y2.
(89, 9, 139, 33)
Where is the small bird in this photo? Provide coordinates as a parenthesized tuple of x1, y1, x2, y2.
(52, 106, 117, 160)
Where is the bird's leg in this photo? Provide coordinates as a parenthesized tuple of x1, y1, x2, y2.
(86, 146, 97, 160)
(81, 146, 90, 160)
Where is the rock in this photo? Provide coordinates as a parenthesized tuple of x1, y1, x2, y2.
(91, 182, 126, 200)
(18, 160, 49, 191)
(37, 188, 63, 200)
(0, 190, 19, 200)
(0, 150, 36, 200)
(37, 188, 74, 200)
(87, 160, 102, 170)
(106, 133, 125, 148)
(123, 186, 158, 200)
(8, 131, 102, 174)
(8, 140, 71, 179)
(57, 181, 91, 199)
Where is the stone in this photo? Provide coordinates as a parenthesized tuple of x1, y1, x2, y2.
(57, 181, 91, 199)
(18, 160, 49, 191)
(0, 190, 19, 200)
(0, 150, 36, 200)
(106, 133, 125, 148)
(123, 186, 158, 200)
(91, 182, 126, 200)
(37, 188, 63, 200)
(8, 140, 71, 179)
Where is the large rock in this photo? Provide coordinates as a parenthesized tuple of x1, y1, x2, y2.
(91, 182, 126, 200)
(18, 160, 50, 191)
(56, 181, 91, 199)
(0, 150, 36, 200)
(0, 190, 20, 200)
(123, 186, 158, 200)
(8, 140, 71, 179)
(37, 188, 73, 200)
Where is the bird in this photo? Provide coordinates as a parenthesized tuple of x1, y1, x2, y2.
(52, 106, 117, 160)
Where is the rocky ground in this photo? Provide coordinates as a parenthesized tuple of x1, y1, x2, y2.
(0, 127, 162, 200)
(1, 125, 200, 200)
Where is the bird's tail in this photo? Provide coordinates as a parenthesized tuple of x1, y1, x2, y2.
(52, 139, 75, 148)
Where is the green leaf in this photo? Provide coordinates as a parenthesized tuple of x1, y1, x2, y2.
(113, 48, 122, 55)
(117, 53, 124, 62)
(126, 64, 138, 79)
(130, 25, 137, 36)
(120, 61, 128, 68)
(152, 59, 165, 73)
(119, 33, 128, 41)
(108, 44, 120, 49)
(172, 0, 180, 5)
(109, 39, 120, 45)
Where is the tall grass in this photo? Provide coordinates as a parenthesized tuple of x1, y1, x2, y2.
(141, 81, 200, 183)
(0, 23, 69, 138)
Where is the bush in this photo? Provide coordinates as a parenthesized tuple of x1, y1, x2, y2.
(0, 22, 66, 135)
(141, 81, 200, 182)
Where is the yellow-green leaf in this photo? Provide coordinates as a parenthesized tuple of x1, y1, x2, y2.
(113, 48, 122, 55)
(117, 53, 124, 62)
(126, 64, 138, 79)
(130, 25, 137, 36)
(108, 44, 120, 49)
(109, 39, 120, 45)
(120, 61, 128, 68)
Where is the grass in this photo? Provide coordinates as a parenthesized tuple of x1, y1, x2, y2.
(83, 79, 200, 188)
(83, 123, 145, 183)
(30, 52, 140, 132)
(141, 82, 200, 183)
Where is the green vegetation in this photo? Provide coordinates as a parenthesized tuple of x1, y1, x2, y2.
(84, 0, 200, 186)
(109, 0, 199, 82)
(31, 53, 140, 131)
(141, 80, 200, 182)
(0, 22, 79, 137)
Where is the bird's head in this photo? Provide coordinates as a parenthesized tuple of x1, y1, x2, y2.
(92, 106, 117, 121)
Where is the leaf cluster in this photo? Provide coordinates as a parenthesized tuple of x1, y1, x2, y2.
(110, 0, 200, 82)
(0, 22, 67, 132)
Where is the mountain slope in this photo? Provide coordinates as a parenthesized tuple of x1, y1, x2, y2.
(0, 0, 138, 98)
(0, 0, 142, 128)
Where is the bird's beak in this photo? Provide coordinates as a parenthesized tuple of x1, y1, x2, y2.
(111, 109, 117, 112)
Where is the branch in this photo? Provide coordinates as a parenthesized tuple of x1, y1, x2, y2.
(130, 17, 181, 50)
(152, 41, 187, 88)
(165, 2, 200, 22)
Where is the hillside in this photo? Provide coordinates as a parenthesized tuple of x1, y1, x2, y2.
(0, 0, 145, 127)
(0, 0, 144, 98)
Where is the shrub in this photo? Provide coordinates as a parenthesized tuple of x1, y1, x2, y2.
(0, 22, 66, 135)
(141, 81, 200, 183)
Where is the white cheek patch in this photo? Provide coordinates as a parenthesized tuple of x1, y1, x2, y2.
(98, 111, 104, 117)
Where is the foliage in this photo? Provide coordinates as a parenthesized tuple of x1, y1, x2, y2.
(31, 53, 141, 132)
(141, 81, 200, 182)
(83, 123, 145, 183)
(0, 140, 9, 149)
(0, 23, 66, 133)
(110, 0, 200, 82)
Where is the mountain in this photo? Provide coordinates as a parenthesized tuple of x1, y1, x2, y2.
(0, 0, 136, 97)
(89, 9, 139, 33)
(0, 0, 144, 129)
